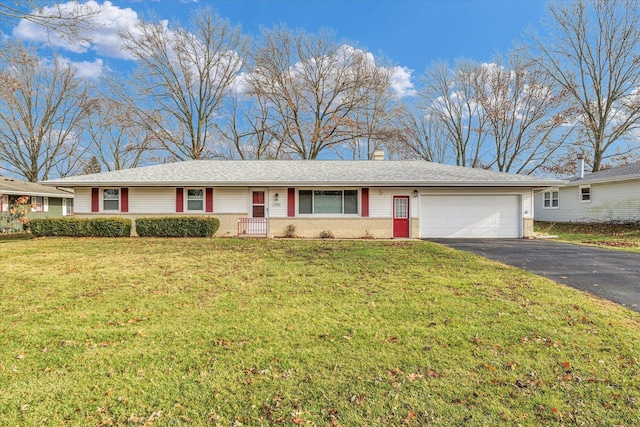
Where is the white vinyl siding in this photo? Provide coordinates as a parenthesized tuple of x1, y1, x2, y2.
(268, 187, 288, 218)
(369, 189, 418, 218)
(535, 179, 640, 222)
(128, 188, 175, 214)
(523, 189, 534, 218)
(213, 188, 248, 214)
(74, 187, 91, 213)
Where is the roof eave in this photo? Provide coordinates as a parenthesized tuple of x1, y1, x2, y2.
(40, 180, 566, 188)
(567, 174, 640, 186)
(0, 190, 74, 198)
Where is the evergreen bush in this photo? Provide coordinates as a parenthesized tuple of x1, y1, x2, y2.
(135, 216, 219, 237)
(30, 218, 131, 237)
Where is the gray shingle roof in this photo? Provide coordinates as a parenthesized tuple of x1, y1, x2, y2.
(569, 162, 640, 185)
(1, 176, 74, 198)
(40, 160, 563, 187)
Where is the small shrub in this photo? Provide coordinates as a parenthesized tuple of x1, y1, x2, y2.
(30, 218, 131, 237)
(362, 228, 375, 239)
(319, 229, 334, 239)
(136, 216, 220, 237)
(284, 224, 297, 238)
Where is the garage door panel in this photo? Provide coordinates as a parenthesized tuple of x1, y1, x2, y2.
(444, 195, 472, 204)
(420, 194, 521, 238)
(470, 205, 494, 215)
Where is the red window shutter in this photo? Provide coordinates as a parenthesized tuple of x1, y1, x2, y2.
(361, 188, 369, 217)
(287, 188, 295, 217)
(205, 188, 213, 212)
(176, 188, 184, 213)
(121, 188, 129, 213)
(91, 188, 99, 212)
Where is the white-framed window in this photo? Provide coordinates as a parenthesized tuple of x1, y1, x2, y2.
(63, 198, 74, 216)
(0, 195, 7, 212)
(298, 189, 358, 215)
(31, 196, 48, 212)
(103, 189, 120, 211)
(543, 189, 559, 209)
(579, 185, 591, 203)
(187, 188, 204, 211)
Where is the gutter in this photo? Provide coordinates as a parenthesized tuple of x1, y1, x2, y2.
(39, 180, 567, 188)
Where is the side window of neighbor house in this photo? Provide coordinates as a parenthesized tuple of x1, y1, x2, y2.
(63, 199, 74, 216)
(579, 185, 591, 203)
(32, 196, 47, 212)
(103, 189, 120, 211)
(543, 189, 559, 209)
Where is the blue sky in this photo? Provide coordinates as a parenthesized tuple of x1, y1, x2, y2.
(4, 0, 549, 83)
(150, 0, 548, 73)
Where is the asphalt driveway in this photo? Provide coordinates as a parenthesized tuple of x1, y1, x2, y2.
(430, 239, 640, 313)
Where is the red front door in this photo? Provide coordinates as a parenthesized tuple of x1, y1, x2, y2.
(252, 191, 265, 218)
(393, 196, 410, 238)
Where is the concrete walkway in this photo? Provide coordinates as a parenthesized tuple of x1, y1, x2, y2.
(430, 239, 640, 313)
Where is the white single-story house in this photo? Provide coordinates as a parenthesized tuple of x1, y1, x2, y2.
(534, 156, 640, 223)
(41, 159, 562, 239)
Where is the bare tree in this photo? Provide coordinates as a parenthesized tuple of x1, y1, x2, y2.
(217, 89, 287, 159)
(528, 0, 640, 171)
(473, 54, 571, 174)
(0, 44, 90, 181)
(119, 9, 247, 160)
(343, 64, 406, 160)
(245, 27, 394, 159)
(83, 96, 155, 171)
(0, 1, 99, 44)
(395, 108, 451, 163)
(419, 60, 489, 167)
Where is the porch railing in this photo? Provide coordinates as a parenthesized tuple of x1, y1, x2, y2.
(237, 218, 268, 237)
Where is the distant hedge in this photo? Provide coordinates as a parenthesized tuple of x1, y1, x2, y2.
(30, 218, 132, 237)
(135, 216, 220, 237)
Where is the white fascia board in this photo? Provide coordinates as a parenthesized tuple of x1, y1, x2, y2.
(40, 180, 566, 188)
(565, 175, 640, 186)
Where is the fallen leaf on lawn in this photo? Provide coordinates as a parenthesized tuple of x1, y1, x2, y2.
(561, 361, 571, 370)
(407, 373, 423, 382)
(292, 417, 303, 424)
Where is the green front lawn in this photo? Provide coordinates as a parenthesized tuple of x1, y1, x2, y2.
(535, 221, 640, 253)
(1, 238, 639, 426)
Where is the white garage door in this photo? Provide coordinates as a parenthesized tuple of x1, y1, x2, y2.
(419, 194, 521, 238)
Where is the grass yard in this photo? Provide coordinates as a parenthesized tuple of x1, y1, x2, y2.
(1, 238, 639, 426)
(535, 221, 640, 253)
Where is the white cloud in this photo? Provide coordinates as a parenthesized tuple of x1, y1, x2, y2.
(390, 66, 416, 98)
(13, 1, 141, 60)
(40, 56, 106, 79)
(65, 58, 106, 79)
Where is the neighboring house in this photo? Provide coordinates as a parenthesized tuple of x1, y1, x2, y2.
(535, 155, 640, 223)
(41, 158, 562, 239)
(0, 176, 74, 231)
